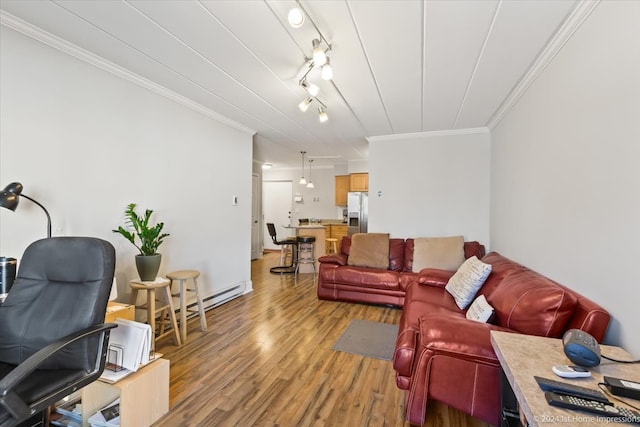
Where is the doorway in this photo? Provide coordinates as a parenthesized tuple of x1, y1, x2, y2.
(262, 181, 293, 251)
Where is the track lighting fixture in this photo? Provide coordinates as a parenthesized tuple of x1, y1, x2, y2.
(289, 4, 333, 123)
(287, 7, 305, 28)
(321, 57, 333, 81)
(312, 39, 327, 66)
(298, 97, 313, 112)
(299, 151, 307, 185)
(318, 107, 328, 123)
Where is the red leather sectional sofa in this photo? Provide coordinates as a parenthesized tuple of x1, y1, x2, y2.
(318, 237, 611, 426)
(317, 237, 485, 306)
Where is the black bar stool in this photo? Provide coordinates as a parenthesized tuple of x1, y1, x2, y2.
(295, 235, 316, 279)
(266, 223, 298, 274)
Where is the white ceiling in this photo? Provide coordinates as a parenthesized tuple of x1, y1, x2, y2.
(0, 0, 579, 169)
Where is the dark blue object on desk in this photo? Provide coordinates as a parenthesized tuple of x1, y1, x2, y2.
(0, 257, 16, 294)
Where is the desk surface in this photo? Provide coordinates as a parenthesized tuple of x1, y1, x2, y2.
(491, 331, 640, 426)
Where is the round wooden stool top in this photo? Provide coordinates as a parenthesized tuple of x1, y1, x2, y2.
(130, 277, 171, 289)
(166, 270, 200, 280)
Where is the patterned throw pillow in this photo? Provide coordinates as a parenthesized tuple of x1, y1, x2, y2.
(466, 295, 495, 323)
(445, 256, 492, 309)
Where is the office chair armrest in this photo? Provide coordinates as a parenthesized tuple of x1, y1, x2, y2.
(0, 323, 117, 395)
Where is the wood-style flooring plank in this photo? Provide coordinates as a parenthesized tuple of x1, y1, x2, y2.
(152, 252, 491, 427)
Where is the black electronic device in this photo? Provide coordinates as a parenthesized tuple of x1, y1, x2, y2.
(563, 329, 601, 367)
(604, 376, 640, 401)
(534, 376, 610, 403)
(545, 391, 640, 423)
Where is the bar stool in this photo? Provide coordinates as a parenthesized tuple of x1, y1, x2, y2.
(295, 235, 316, 279)
(129, 277, 182, 348)
(166, 270, 208, 344)
(266, 223, 297, 274)
(325, 238, 338, 254)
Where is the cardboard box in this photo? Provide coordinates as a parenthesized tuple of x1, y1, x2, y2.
(105, 301, 135, 323)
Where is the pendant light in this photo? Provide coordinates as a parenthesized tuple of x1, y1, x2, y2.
(299, 151, 307, 185)
(306, 159, 315, 188)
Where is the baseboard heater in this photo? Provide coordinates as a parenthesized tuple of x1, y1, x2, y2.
(199, 283, 244, 312)
(170, 283, 244, 322)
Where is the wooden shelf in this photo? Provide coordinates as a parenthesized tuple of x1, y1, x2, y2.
(81, 358, 169, 427)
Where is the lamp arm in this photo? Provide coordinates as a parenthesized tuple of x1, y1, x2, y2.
(18, 194, 52, 238)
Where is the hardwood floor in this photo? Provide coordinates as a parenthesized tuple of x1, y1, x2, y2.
(153, 252, 491, 427)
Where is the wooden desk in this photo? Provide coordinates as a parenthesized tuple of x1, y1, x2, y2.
(491, 331, 640, 426)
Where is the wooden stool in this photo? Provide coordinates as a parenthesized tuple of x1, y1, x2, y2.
(325, 238, 338, 254)
(167, 270, 208, 344)
(129, 277, 182, 348)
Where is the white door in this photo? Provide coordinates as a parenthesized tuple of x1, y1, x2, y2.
(251, 174, 261, 260)
(263, 181, 293, 251)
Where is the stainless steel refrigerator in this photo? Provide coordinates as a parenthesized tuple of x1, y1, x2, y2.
(347, 192, 368, 235)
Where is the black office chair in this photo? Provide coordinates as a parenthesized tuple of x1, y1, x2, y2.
(0, 237, 117, 427)
(266, 223, 297, 274)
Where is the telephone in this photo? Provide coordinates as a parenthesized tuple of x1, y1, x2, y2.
(562, 329, 601, 367)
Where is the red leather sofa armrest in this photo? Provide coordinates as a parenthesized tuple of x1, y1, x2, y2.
(418, 314, 514, 364)
(318, 253, 348, 266)
(393, 327, 418, 377)
(417, 268, 455, 287)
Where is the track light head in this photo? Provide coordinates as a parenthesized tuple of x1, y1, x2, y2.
(321, 57, 333, 80)
(301, 80, 319, 97)
(312, 39, 327, 66)
(298, 97, 313, 112)
(318, 107, 328, 123)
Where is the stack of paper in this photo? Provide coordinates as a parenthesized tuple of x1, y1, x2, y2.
(88, 398, 120, 427)
(100, 318, 152, 383)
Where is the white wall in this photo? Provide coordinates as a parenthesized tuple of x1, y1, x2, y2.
(0, 26, 254, 301)
(262, 166, 345, 225)
(368, 129, 490, 243)
(490, 1, 640, 355)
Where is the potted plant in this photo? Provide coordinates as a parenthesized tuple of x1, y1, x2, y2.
(113, 203, 170, 281)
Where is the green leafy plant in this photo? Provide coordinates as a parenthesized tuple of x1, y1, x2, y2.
(113, 203, 169, 256)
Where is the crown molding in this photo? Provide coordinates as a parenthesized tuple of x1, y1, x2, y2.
(0, 11, 256, 136)
(486, 0, 600, 130)
(367, 127, 489, 143)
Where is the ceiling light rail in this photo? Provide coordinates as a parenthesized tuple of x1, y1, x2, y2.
(288, 1, 333, 124)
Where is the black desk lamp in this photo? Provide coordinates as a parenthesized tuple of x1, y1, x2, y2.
(0, 182, 52, 238)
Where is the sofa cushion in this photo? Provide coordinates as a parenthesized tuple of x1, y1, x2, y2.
(445, 256, 492, 309)
(412, 236, 465, 272)
(487, 270, 578, 337)
(465, 295, 494, 323)
(333, 266, 401, 291)
(347, 233, 390, 269)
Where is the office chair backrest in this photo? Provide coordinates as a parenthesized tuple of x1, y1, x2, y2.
(266, 223, 278, 244)
(0, 237, 115, 371)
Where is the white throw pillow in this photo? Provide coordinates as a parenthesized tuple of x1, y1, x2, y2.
(466, 295, 495, 323)
(445, 256, 492, 309)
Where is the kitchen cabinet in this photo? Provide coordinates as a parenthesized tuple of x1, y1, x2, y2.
(349, 173, 368, 191)
(325, 224, 348, 253)
(334, 175, 350, 206)
(329, 224, 348, 253)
